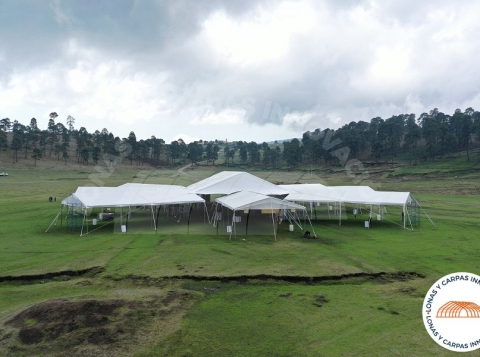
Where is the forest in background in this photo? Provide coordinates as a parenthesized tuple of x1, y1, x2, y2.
(1, 107, 480, 169)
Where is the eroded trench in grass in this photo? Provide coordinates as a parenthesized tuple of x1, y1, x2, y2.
(0, 267, 425, 356)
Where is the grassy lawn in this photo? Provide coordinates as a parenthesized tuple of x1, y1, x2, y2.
(0, 161, 479, 356)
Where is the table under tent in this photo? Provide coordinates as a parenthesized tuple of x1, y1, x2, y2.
(213, 191, 316, 240)
(280, 184, 432, 230)
(46, 184, 207, 236)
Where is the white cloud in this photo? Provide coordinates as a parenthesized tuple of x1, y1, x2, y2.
(191, 107, 245, 125)
(169, 134, 201, 144)
(202, 1, 316, 66)
(2, 0, 480, 142)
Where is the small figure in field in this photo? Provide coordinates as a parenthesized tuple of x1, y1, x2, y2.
(303, 231, 311, 238)
(368, 217, 372, 228)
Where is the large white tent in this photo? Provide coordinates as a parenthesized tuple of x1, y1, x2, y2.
(280, 183, 414, 228)
(214, 191, 315, 240)
(69, 184, 204, 208)
(49, 170, 428, 237)
(186, 171, 289, 196)
(49, 183, 205, 235)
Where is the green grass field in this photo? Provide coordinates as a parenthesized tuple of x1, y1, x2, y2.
(0, 158, 479, 356)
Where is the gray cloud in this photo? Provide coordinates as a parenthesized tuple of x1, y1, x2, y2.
(1, 0, 480, 142)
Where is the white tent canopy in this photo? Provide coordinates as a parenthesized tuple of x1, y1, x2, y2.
(215, 191, 307, 211)
(186, 171, 289, 196)
(280, 183, 413, 228)
(279, 184, 340, 202)
(50, 183, 206, 236)
(61, 194, 84, 207)
(67, 184, 204, 208)
(214, 191, 315, 240)
(280, 184, 411, 206)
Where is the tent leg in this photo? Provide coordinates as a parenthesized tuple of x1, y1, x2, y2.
(187, 205, 193, 234)
(126, 209, 129, 233)
(151, 205, 155, 230)
(245, 211, 250, 235)
(80, 209, 87, 237)
(271, 209, 276, 242)
(339, 202, 342, 226)
(232, 213, 234, 239)
(204, 202, 210, 224)
(155, 206, 161, 234)
(46, 210, 62, 232)
(306, 213, 317, 238)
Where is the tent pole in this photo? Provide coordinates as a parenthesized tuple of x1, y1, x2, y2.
(270, 204, 276, 241)
(46, 210, 62, 233)
(126, 207, 129, 233)
(406, 205, 413, 230)
(306, 212, 317, 238)
(228, 209, 232, 240)
(246, 211, 250, 235)
(80, 208, 87, 237)
(156, 206, 160, 234)
(187, 204, 193, 234)
(216, 203, 219, 235)
(231, 210, 235, 240)
(203, 202, 208, 224)
(339, 202, 342, 226)
(151, 205, 155, 230)
(414, 196, 435, 227)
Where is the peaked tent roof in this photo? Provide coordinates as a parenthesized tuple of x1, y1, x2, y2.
(186, 171, 289, 196)
(61, 194, 84, 207)
(215, 191, 306, 211)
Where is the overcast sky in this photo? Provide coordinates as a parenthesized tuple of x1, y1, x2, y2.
(1, 0, 480, 143)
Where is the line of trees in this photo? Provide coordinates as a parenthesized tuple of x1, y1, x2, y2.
(1, 107, 480, 168)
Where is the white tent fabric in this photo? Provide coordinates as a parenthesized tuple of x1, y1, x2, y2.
(186, 171, 289, 196)
(280, 184, 411, 206)
(214, 191, 313, 239)
(215, 191, 307, 211)
(61, 194, 84, 207)
(279, 184, 340, 202)
(371, 191, 412, 206)
(279, 183, 413, 228)
(66, 184, 204, 208)
(330, 186, 379, 204)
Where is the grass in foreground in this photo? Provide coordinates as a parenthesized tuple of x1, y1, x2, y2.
(0, 163, 479, 356)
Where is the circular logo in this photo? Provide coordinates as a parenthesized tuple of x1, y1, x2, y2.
(423, 272, 480, 352)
